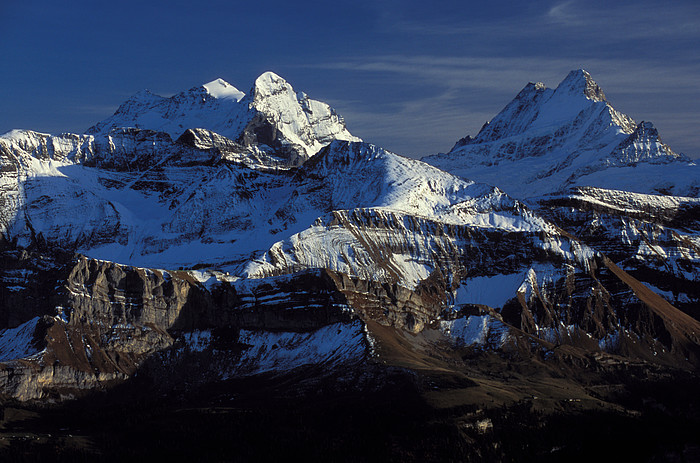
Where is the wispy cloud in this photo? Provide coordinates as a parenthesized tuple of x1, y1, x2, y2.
(543, 0, 700, 38)
(310, 55, 700, 95)
(547, 1, 577, 23)
(375, 0, 700, 43)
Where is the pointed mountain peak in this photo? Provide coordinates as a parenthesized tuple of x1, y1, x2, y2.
(623, 121, 668, 152)
(555, 69, 606, 102)
(635, 121, 657, 136)
(202, 78, 245, 101)
(613, 120, 690, 164)
(466, 80, 553, 144)
(253, 71, 293, 98)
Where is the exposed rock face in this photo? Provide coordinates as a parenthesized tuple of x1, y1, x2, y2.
(616, 121, 679, 165)
(535, 187, 700, 320)
(506, 255, 700, 365)
(326, 270, 445, 333)
(1, 69, 700, 407)
(0, 246, 69, 328)
(0, 250, 188, 400)
(4, 208, 700, 401)
(421, 69, 700, 360)
(65, 257, 196, 328)
(0, 246, 447, 400)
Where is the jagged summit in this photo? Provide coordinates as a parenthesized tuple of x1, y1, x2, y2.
(556, 69, 607, 102)
(453, 70, 607, 150)
(251, 71, 290, 98)
(424, 69, 697, 198)
(468, 69, 608, 145)
(85, 72, 359, 164)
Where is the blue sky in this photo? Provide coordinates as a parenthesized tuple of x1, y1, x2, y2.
(1, 0, 699, 158)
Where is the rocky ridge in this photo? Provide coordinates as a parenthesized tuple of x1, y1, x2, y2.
(0, 70, 699, 405)
(424, 69, 699, 199)
(424, 69, 700, 338)
(86, 72, 360, 165)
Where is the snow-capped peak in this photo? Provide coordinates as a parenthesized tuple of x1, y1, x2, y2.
(84, 73, 359, 163)
(202, 78, 245, 101)
(423, 69, 697, 198)
(554, 69, 606, 102)
(252, 71, 292, 99)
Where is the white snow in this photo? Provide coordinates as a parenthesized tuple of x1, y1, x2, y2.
(86, 71, 360, 159)
(440, 315, 510, 347)
(0, 317, 43, 363)
(453, 273, 527, 309)
(188, 270, 221, 290)
(451, 264, 578, 312)
(0, 127, 603, 296)
(225, 321, 366, 377)
(202, 78, 245, 102)
(423, 70, 697, 200)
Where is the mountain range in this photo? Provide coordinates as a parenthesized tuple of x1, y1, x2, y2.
(1, 69, 699, 461)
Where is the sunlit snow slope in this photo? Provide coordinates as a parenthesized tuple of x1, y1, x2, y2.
(423, 70, 699, 199)
(86, 72, 359, 164)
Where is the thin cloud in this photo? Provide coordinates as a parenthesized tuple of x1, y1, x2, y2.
(310, 55, 700, 94)
(378, 0, 700, 42)
(544, 0, 700, 39)
(547, 1, 577, 25)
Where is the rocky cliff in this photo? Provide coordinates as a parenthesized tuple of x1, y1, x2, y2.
(0, 70, 699, 407)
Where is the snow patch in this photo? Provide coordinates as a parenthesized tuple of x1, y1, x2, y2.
(203, 78, 245, 102)
(183, 330, 212, 352)
(188, 269, 220, 291)
(440, 315, 510, 347)
(228, 321, 366, 377)
(453, 273, 526, 309)
(0, 317, 43, 362)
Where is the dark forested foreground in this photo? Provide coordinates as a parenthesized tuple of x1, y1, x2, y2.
(1, 358, 699, 463)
